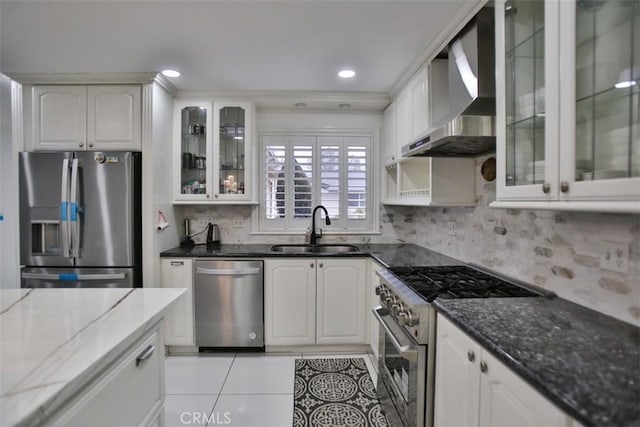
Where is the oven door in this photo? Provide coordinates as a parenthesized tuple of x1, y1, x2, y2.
(372, 307, 426, 427)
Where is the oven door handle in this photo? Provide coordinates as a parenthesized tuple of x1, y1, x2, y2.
(372, 307, 418, 363)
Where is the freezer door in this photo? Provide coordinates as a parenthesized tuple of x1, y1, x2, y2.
(73, 152, 141, 268)
(19, 152, 74, 267)
(21, 267, 135, 288)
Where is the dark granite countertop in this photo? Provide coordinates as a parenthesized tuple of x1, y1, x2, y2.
(159, 243, 463, 268)
(434, 297, 640, 427)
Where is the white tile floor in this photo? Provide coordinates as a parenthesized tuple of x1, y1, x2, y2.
(164, 352, 378, 427)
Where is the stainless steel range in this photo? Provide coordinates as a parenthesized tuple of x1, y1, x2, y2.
(373, 265, 551, 427)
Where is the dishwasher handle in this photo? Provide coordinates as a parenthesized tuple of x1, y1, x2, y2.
(195, 267, 261, 276)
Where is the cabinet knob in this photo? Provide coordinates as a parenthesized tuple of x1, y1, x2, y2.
(310, 263, 314, 268)
(215, 194, 219, 198)
(560, 181, 570, 193)
(542, 182, 550, 193)
(467, 350, 475, 363)
(206, 194, 210, 199)
(319, 262, 323, 268)
(480, 361, 488, 374)
(78, 142, 84, 148)
(88, 142, 94, 148)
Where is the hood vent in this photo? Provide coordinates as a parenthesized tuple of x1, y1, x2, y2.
(403, 8, 496, 158)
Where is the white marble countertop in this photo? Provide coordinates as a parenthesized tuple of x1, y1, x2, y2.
(0, 288, 185, 426)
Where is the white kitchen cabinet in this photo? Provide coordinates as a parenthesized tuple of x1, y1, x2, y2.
(264, 258, 317, 346)
(316, 258, 367, 344)
(383, 100, 398, 166)
(51, 323, 164, 426)
(264, 258, 367, 346)
(160, 258, 195, 346)
(368, 260, 383, 362)
(411, 67, 430, 139)
(32, 85, 141, 151)
(434, 314, 569, 427)
(493, 0, 640, 213)
(395, 65, 433, 151)
(383, 156, 476, 206)
(173, 99, 255, 204)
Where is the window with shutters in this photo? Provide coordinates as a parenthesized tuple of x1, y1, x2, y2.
(259, 134, 373, 233)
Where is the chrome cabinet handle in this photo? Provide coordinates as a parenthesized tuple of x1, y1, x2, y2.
(560, 181, 569, 193)
(542, 182, 550, 194)
(78, 142, 84, 148)
(170, 261, 184, 267)
(467, 350, 475, 363)
(136, 345, 155, 366)
(88, 142, 94, 148)
(480, 361, 488, 374)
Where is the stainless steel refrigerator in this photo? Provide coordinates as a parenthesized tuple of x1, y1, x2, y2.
(19, 151, 142, 288)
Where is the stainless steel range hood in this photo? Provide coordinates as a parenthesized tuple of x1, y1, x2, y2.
(402, 8, 496, 157)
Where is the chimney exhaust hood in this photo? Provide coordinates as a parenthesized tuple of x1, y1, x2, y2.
(402, 8, 496, 157)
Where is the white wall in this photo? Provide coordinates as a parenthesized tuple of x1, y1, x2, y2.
(0, 74, 20, 288)
(141, 82, 180, 287)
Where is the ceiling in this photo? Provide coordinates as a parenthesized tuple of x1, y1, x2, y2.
(0, 1, 481, 100)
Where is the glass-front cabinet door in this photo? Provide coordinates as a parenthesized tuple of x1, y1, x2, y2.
(559, 0, 640, 201)
(496, 0, 560, 200)
(213, 100, 253, 201)
(174, 101, 212, 201)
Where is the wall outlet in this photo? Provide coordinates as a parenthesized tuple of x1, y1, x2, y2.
(232, 217, 244, 228)
(447, 221, 456, 237)
(600, 241, 629, 274)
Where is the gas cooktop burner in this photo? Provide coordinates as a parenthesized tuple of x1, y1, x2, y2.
(387, 265, 542, 302)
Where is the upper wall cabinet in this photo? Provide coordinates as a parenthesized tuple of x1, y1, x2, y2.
(396, 66, 432, 150)
(32, 85, 142, 151)
(173, 99, 255, 204)
(493, 0, 640, 213)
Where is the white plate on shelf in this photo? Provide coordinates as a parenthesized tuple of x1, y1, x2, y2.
(582, 169, 627, 180)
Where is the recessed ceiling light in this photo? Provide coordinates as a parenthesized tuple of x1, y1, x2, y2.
(161, 69, 181, 78)
(614, 80, 636, 89)
(338, 69, 356, 79)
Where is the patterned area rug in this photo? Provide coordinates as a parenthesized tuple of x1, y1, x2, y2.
(293, 358, 389, 427)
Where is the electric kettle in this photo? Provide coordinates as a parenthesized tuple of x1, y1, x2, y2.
(206, 223, 221, 248)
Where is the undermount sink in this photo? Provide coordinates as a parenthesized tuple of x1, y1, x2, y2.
(270, 244, 360, 254)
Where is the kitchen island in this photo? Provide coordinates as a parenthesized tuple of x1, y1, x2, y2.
(0, 288, 185, 426)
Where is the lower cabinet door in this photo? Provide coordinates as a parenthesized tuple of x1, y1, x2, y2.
(161, 258, 194, 346)
(316, 259, 367, 344)
(52, 325, 163, 426)
(478, 349, 567, 427)
(434, 314, 482, 427)
(264, 258, 316, 346)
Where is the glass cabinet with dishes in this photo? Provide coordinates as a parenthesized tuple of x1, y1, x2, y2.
(494, 0, 639, 212)
(174, 101, 212, 201)
(173, 99, 254, 204)
(213, 100, 253, 201)
(558, 0, 639, 204)
(495, 0, 560, 201)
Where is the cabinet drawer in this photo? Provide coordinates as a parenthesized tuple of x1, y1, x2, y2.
(52, 326, 163, 426)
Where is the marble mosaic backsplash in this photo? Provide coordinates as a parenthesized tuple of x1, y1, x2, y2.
(181, 158, 639, 326)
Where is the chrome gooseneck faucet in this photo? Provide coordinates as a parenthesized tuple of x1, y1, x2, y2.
(310, 205, 331, 245)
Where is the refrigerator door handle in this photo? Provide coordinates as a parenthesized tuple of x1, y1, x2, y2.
(22, 272, 127, 281)
(60, 158, 71, 258)
(70, 158, 80, 258)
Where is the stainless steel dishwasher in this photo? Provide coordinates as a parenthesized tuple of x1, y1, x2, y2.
(194, 259, 264, 349)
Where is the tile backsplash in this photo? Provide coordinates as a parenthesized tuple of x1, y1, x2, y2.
(181, 157, 639, 326)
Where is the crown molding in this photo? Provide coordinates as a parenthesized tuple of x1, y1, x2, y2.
(152, 74, 178, 96)
(175, 90, 390, 112)
(5, 72, 162, 85)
